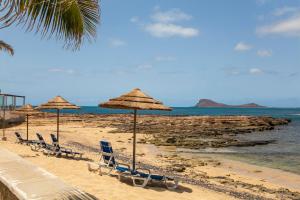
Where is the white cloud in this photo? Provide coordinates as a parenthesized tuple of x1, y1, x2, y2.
(155, 56, 176, 62)
(249, 68, 264, 75)
(256, 0, 274, 6)
(257, 15, 266, 21)
(140, 8, 199, 39)
(273, 6, 299, 16)
(224, 67, 277, 76)
(226, 69, 240, 76)
(48, 68, 75, 74)
(130, 16, 139, 23)
(109, 38, 126, 47)
(137, 64, 153, 70)
(145, 23, 199, 38)
(257, 15, 300, 37)
(48, 68, 62, 72)
(234, 42, 252, 51)
(257, 49, 272, 57)
(151, 8, 192, 23)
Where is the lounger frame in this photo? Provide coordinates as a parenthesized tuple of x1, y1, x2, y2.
(89, 140, 179, 189)
(50, 134, 83, 159)
(87, 140, 130, 175)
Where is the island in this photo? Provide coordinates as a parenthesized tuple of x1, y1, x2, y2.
(195, 99, 266, 108)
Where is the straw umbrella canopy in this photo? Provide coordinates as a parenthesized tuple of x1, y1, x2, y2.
(36, 96, 79, 142)
(15, 104, 41, 140)
(99, 88, 171, 170)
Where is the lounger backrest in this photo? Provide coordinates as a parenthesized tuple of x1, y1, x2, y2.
(15, 132, 22, 139)
(99, 140, 116, 166)
(36, 133, 46, 147)
(50, 134, 61, 151)
(50, 134, 60, 147)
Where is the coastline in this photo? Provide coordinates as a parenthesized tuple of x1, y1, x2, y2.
(0, 113, 299, 199)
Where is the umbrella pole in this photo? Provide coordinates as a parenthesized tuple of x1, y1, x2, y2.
(132, 109, 137, 171)
(26, 114, 29, 140)
(57, 109, 60, 143)
(2, 108, 6, 141)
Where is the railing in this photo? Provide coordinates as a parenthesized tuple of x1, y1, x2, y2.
(0, 93, 25, 111)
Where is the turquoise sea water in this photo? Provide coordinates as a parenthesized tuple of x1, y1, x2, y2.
(57, 107, 300, 174)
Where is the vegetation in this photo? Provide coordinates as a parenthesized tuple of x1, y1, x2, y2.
(0, 40, 14, 55)
(0, 0, 100, 50)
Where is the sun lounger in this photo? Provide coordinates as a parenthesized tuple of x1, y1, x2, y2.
(89, 140, 179, 189)
(50, 134, 83, 158)
(87, 140, 130, 175)
(116, 166, 179, 189)
(30, 133, 56, 155)
(15, 132, 39, 145)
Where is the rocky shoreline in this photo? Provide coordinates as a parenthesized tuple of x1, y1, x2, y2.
(107, 115, 291, 149)
(26, 113, 291, 150)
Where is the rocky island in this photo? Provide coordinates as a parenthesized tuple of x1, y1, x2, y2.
(195, 99, 266, 108)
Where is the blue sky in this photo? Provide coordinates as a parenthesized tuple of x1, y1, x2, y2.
(1, 0, 300, 107)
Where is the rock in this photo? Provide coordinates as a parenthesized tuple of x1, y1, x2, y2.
(165, 137, 177, 144)
(173, 166, 186, 172)
(167, 164, 187, 173)
(31, 113, 291, 151)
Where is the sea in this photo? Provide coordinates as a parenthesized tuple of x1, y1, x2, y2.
(57, 107, 300, 175)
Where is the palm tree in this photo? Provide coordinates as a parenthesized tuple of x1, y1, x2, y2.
(0, 0, 100, 50)
(0, 40, 14, 55)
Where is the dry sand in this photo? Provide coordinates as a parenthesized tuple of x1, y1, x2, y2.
(0, 115, 299, 200)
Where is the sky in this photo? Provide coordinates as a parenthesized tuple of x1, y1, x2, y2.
(1, 0, 300, 107)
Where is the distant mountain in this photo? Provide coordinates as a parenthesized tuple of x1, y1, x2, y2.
(195, 99, 266, 108)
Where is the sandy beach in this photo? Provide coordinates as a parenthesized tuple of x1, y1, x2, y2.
(2, 0, 300, 199)
(1, 113, 300, 200)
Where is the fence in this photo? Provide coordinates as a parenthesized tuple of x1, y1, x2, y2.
(0, 93, 25, 111)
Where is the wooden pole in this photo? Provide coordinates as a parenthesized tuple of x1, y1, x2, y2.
(26, 114, 29, 140)
(2, 96, 6, 141)
(57, 109, 60, 143)
(2, 107, 5, 140)
(132, 109, 137, 171)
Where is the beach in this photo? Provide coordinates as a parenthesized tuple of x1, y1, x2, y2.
(2, 0, 300, 199)
(1, 113, 299, 200)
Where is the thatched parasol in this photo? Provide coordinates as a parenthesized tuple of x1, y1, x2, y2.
(15, 104, 40, 140)
(99, 88, 171, 170)
(37, 96, 79, 142)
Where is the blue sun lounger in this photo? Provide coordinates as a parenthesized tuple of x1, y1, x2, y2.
(50, 134, 83, 158)
(116, 165, 179, 189)
(15, 132, 39, 145)
(31, 133, 56, 155)
(88, 140, 178, 189)
(87, 140, 130, 175)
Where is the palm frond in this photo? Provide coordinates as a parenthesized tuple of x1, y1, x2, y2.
(0, 40, 14, 55)
(0, 0, 100, 50)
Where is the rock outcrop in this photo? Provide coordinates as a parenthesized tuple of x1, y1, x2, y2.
(27, 113, 290, 149)
(109, 115, 290, 149)
(195, 99, 266, 108)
